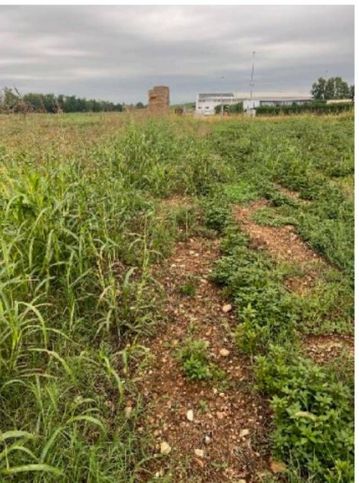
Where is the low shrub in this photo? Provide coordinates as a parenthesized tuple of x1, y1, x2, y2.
(177, 339, 225, 381)
(256, 102, 353, 116)
(256, 345, 354, 482)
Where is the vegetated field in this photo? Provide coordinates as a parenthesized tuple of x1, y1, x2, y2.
(0, 111, 354, 482)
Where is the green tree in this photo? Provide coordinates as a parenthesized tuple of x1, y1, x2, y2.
(312, 77, 352, 100)
(335, 77, 350, 98)
(1, 87, 124, 113)
(311, 77, 326, 100)
(349, 85, 354, 100)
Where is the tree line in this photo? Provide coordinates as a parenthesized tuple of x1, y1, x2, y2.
(256, 102, 353, 116)
(311, 77, 354, 101)
(0, 87, 124, 113)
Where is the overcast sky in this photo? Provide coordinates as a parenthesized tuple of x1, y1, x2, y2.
(0, 5, 354, 103)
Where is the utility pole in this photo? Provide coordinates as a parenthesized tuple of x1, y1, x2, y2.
(250, 51, 255, 100)
(220, 76, 224, 116)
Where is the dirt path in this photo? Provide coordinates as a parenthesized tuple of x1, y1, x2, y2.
(137, 237, 271, 482)
(233, 199, 354, 361)
(232, 200, 327, 295)
(233, 200, 323, 268)
(302, 334, 354, 364)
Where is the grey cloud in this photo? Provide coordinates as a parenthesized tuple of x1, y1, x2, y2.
(0, 6, 354, 103)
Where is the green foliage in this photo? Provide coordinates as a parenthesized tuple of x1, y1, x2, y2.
(211, 116, 354, 280)
(255, 346, 354, 482)
(251, 207, 298, 227)
(0, 111, 353, 480)
(212, 228, 354, 479)
(117, 121, 234, 197)
(256, 101, 353, 116)
(311, 76, 353, 100)
(212, 218, 353, 480)
(0, 87, 124, 113)
(177, 339, 224, 381)
(201, 193, 231, 233)
(210, 115, 354, 480)
(212, 241, 297, 354)
(178, 276, 197, 297)
(288, 275, 353, 334)
(224, 180, 260, 203)
(166, 205, 200, 240)
(215, 102, 243, 115)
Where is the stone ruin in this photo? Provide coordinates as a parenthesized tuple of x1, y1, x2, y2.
(148, 86, 170, 114)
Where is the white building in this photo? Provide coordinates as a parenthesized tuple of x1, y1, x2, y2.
(195, 93, 313, 116)
(195, 93, 243, 116)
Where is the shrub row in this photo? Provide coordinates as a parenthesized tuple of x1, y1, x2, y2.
(256, 102, 353, 116)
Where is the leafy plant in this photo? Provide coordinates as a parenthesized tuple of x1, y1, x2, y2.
(201, 194, 230, 233)
(178, 276, 198, 297)
(177, 339, 224, 381)
(255, 345, 354, 481)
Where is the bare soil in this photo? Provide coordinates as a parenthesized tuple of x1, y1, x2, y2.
(159, 195, 194, 210)
(302, 334, 354, 364)
(137, 237, 272, 482)
(232, 200, 326, 295)
(233, 200, 323, 267)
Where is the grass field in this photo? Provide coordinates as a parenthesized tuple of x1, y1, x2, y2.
(0, 112, 354, 481)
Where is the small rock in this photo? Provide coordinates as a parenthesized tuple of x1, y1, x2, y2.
(222, 304, 232, 313)
(219, 348, 230, 357)
(160, 441, 171, 455)
(270, 460, 287, 473)
(124, 406, 132, 418)
(204, 435, 212, 445)
(194, 448, 204, 458)
(240, 429, 250, 438)
(186, 409, 194, 422)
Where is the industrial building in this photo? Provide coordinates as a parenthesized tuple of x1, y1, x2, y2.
(195, 93, 243, 115)
(195, 93, 312, 116)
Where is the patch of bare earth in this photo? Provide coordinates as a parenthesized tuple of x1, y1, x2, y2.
(232, 200, 326, 295)
(274, 184, 310, 205)
(159, 195, 194, 210)
(302, 334, 354, 365)
(137, 237, 272, 482)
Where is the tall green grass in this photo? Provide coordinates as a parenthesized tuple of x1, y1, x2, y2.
(0, 113, 354, 480)
(0, 118, 233, 480)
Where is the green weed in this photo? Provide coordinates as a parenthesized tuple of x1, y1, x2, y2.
(178, 276, 198, 297)
(177, 339, 225, 381)
(255, 345, 354, 482)
(0, 112, 353, 481)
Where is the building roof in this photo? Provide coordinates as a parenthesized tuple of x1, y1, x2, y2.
(245, 96, 312, 101)
(198, 93, 234, 99)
